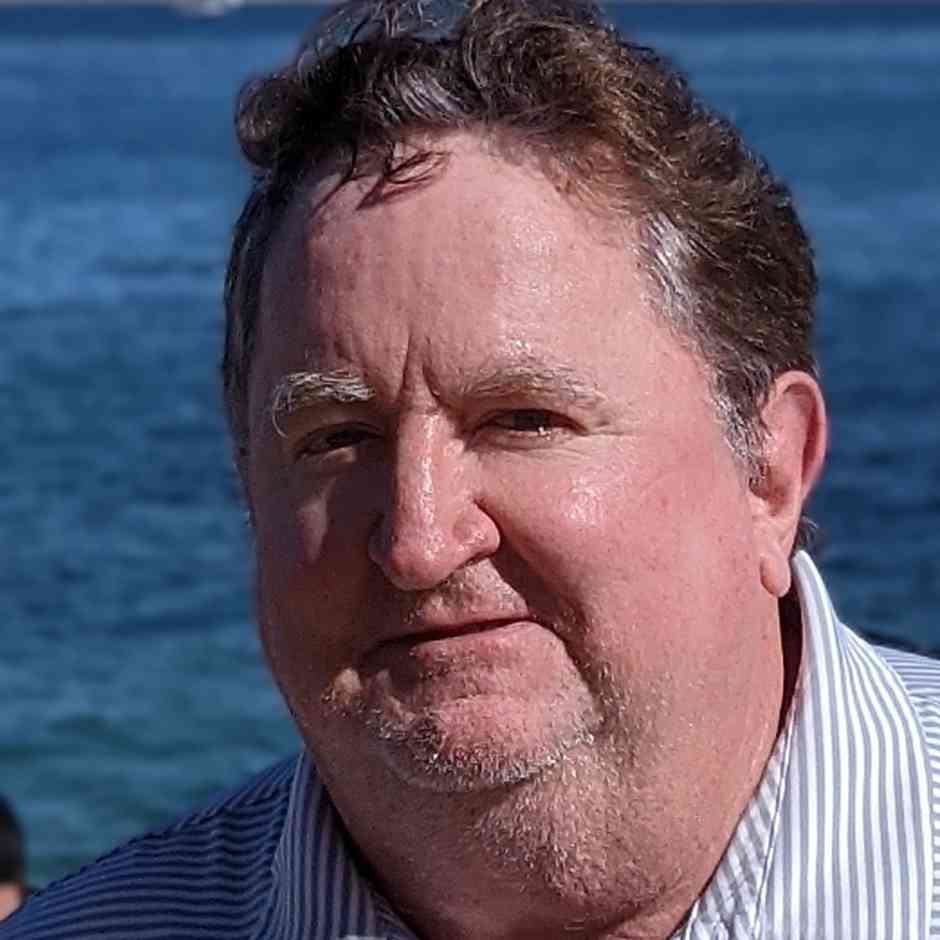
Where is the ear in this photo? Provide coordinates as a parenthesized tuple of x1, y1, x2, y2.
(749, 371, 827, 597)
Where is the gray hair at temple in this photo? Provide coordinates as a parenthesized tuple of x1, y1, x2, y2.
(222, 0, 819, 548)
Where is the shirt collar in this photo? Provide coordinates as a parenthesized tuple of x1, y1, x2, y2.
(760, 551, 932, 939)
(266, 551, 932, 940)
(677, 551, 933, 939)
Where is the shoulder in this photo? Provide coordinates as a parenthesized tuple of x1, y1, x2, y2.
(842, 631, 940, 812)
(0, 755, 299, 940)
(875, 640, 940, 695)
(872, 640, 940, 742)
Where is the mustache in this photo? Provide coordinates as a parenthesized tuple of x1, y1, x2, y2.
(393, 564, 534, 626)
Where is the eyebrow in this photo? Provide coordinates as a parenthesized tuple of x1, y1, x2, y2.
(270, 369, 376, 436)
(268, 359, 607, 436)
(461, 361, 607, 408)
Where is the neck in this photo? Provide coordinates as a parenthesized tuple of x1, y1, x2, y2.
(392, 800, 728, 939)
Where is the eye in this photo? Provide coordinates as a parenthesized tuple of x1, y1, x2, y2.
(487, 410, 568, 437)
(294, 424, 382, 460)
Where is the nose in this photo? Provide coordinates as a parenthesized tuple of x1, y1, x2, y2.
(368, 422, 500, 591)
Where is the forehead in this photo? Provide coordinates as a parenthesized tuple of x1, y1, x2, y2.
(252, 133, 689, 407)
(268, 142, 632, 298)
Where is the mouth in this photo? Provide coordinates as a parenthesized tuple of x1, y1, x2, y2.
(363, 618, 548, 696)
(389, 618, 528, 647)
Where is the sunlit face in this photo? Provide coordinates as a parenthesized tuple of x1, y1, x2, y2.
(245, 135, 777, 800)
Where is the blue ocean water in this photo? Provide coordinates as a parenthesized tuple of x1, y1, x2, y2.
(0, 3, 937, 886)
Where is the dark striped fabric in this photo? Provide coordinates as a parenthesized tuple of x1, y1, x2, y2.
(5, 553, 939, 939)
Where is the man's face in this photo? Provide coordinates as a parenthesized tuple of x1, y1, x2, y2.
(246, 134, 777, 798)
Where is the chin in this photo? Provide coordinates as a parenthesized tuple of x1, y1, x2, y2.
(357, 694, 601, 794)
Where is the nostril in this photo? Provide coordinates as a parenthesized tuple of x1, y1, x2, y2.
(368, 519, 450, 592)
(367, 499, 501, 593)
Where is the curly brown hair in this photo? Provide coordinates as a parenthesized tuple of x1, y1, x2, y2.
(223, 0, 819, 546)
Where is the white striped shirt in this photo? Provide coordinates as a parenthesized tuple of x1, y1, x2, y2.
(678, 552, 939, 939)
(5, 552, 940, 939)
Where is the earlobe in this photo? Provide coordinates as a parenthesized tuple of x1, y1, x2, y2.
(759, 550, 792, 598)
(751, 371, 827, 596)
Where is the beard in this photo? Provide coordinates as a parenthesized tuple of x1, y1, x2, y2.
(358, 704, 602, 793)
(309, 655, 615, 795)
(275, 565, 631, 796)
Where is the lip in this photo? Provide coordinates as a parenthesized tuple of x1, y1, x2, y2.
(384, 617, 530, 648)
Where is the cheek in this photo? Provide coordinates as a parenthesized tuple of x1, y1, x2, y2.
(256, 464, 380, 571)
(498, 451, 757, 625)
(253, 480, 377, 681)
(560, 479, 607, 529)
(497, 457, 763, 735)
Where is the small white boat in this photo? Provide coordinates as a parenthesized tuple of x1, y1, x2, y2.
(171, 0, 244, 18)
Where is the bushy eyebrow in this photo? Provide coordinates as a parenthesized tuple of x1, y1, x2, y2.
(461, 362, 606, 409)
(268, 359, 606, 437)
(270, 369, 375, 437)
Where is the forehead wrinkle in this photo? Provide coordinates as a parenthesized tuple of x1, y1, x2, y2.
(270, 369, 376, 437)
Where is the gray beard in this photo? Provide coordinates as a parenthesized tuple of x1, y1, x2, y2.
(363, 708, 602, 793)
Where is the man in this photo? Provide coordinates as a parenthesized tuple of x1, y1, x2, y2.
(0, 797, 29, 922)
(5, 1, 939, 938)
